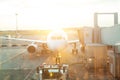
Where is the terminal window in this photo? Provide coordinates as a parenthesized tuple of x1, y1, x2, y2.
(98, 14, 114, 27)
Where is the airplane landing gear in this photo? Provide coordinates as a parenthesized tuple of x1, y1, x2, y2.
(55, 53, 61, 64)
(72, 49, 78, 55)
(55, 50, 61, 64)
(56, 56, 61, 64)
(72, 43, 78, 54)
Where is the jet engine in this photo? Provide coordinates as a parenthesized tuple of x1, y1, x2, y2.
(27, 44, 39, 53)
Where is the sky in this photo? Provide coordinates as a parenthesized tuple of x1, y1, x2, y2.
(0, 0, 120, 30)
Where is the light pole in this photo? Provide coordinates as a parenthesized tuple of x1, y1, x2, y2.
(16, 13, 18, 37)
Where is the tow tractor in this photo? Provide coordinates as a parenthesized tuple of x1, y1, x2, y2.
(35, 64, 69, 80)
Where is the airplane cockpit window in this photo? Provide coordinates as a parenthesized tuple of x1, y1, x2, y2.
(51, 36, 65, 40)
(51, 36, 57, 40)
(57, 36, 62, 40)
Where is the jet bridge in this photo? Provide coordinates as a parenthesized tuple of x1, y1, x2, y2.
(76, 12, 120, 79)
(93, 12, 120, 79)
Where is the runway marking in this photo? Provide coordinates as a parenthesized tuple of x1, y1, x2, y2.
(0, 50, 26, 65)
(24, 68, 36, 80)
(24, 54, 53, 80)
(23, 56, 50, 80)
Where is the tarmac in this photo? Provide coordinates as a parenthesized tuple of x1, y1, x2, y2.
(0, 39, 114, 80)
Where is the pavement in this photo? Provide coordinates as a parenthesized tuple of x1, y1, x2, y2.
(0, 47, 51, 80)
(0, 44, 114, 80)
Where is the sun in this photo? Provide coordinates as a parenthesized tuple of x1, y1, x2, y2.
(16, 0, 95, 30)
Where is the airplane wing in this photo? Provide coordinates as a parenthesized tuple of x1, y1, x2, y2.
(0, 36, 79, 44)
(0, 36, 47, 43)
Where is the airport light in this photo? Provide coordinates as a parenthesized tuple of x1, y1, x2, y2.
(88, 58, 92, 62)
(87, 57, 93, 63)
(50, 72, 53, 77)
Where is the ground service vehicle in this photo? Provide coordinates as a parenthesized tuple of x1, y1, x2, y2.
(35, 64, 69, 80)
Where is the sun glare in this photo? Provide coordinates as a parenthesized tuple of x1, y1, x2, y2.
(19, 3, 94, 30)
(0, 0, 120, 30)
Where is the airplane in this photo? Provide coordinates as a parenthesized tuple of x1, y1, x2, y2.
(0, 30, 80, 55)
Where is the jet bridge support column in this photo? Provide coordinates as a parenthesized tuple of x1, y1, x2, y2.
(77, 28, 85, 53)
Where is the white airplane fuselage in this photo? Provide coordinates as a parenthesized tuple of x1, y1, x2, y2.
(27, 30, 69, 53)
(47, 30, 68, 51)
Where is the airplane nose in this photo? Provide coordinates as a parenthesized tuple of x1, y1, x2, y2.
(47, 30, 68, 51)
(47, 40, 67, 51)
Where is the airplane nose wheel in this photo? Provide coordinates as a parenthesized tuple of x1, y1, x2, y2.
(72, 43, 78, 55)
(55, 51, 61, 64)
(56, 56, 61, 64)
